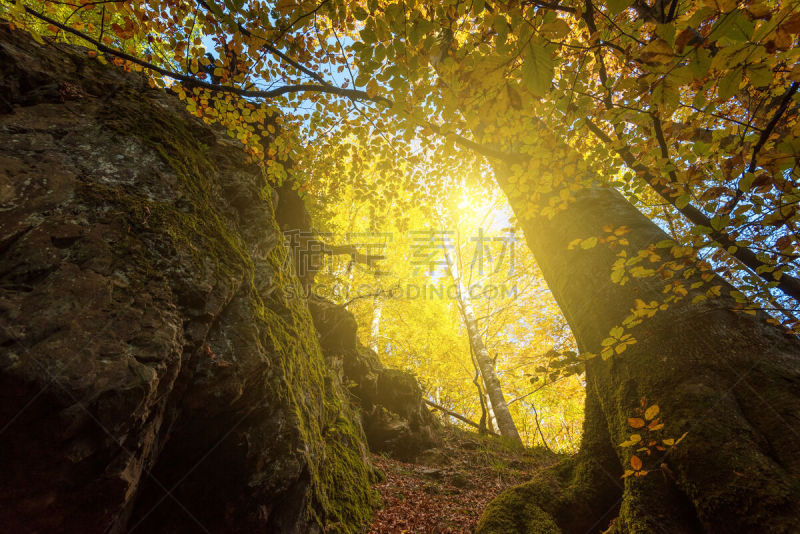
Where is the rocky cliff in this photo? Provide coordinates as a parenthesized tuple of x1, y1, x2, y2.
(0, 23, 435, 533)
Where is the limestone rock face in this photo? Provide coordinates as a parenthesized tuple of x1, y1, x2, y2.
(0, 24, 376, 533)
(308, 297, 440, 461)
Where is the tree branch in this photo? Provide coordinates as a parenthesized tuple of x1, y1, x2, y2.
(585, 118, 800, 303)
(18, 3, 385, 103)
(20, 2, 523, 164)
(424, 399, 499, 435)
(748, 83, 798, 174)
(521, 0, 577, 13)
(198, 0, 523, 162)
(725, 82, 800, 213)
(196, 0, 329, 85)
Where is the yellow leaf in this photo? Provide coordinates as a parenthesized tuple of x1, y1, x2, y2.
(790, 64, 800, 83)
(746, 2, 770, 18)
(644, 404, 660, 420)
(639, 38, 673, 65)
(581, 236, 598, 249)
(366, 79, 379, 99)
(619, 433, 642, 447)
(662, 438, 675, 446)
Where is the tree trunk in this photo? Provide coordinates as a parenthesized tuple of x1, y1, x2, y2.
(478, 181, 800, 532)
(484, 392, 499, 434)
(471, 349, 490, 434)
(369, 295, 382, 353)
(444, 247, 522, 445)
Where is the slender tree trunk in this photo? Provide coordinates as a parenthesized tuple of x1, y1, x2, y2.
(478, 178, 800, 532)
(470, 347, 490, 434)
(444, 247, 522, 445)
(484, 392, 499, 434)
(528, 400, 552, 453)
(369, 295, 382, 353)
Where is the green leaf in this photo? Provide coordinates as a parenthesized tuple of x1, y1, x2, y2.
(353, 7, 369, 21)
(360, 26, 376, 44)
(606, 0, 634, 15)
(675, 193, 691, 209)
(711, 11, 755, 43)
(739, 172, 755, 192)
(710, 215, 729, 231)
(540, 19, 570, 39)
(206, 0, 224, 19)
(521, 43, 554, 97)
(652, 77, 680, 113)
(493, 14, 509, 43)
(718, 68, 743, 100)
(747, 64, 772, 88)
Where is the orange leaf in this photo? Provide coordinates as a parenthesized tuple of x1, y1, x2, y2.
(631, 455, 643, 470)
(628, 417, 645, 428)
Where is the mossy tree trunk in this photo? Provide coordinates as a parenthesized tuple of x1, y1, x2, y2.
(479, 182, 800, 532)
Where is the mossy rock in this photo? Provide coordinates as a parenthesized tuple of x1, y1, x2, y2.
(476, 484, 560, 533)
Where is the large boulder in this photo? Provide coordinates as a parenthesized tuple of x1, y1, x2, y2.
(0, 24, 376, 533)
(308, 297, 440, 460)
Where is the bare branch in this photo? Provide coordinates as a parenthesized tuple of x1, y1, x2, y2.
(424, 399, 499, 435)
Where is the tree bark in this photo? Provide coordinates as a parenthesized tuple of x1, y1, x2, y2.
(369, 295, 382, 353)
(444, 247, 523, 445)
(470, 346, 490, 434)
(479, 177, 800, 532)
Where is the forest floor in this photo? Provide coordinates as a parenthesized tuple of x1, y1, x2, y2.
(367, 427, 559, 533)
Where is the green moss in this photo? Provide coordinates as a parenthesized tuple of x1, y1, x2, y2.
(82, 89, 376, 531)
(252, 282, 378, 532)
(476, 438, 622, 534)
(100, 91, 253, 279)
(476, 483, 560, 534)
